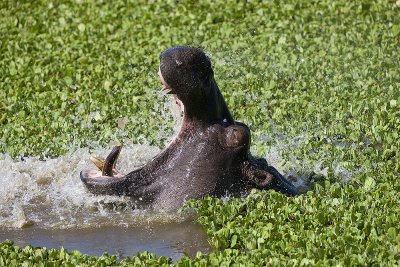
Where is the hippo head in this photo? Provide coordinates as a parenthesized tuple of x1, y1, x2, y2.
(80, 46, 298, 210)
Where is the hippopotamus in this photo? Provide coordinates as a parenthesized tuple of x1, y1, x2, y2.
(80, 46, 298, 211)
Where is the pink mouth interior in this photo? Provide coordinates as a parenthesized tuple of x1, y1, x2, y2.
(83, 170, 125, 179)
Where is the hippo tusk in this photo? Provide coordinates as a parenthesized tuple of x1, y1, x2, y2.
(101, 145, 122, 177)
(89, 145, 122, 176)
(90, 156, 105, 171)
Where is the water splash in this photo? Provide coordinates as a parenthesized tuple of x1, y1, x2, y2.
(255, 132, 360, 192)
(0, 145, 196, 230)
(1, 134, 358, 230)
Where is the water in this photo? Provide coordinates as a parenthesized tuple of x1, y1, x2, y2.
(0, 128, 354, 259)
(0, 223, 211, 260)
(0, 145, 211, 259)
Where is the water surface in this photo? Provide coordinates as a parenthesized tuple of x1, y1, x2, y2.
(0, 145, 211, 259)
(0, 136, 339, 259)
(0, 222, 211, 260)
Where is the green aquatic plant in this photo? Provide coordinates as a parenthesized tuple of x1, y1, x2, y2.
(1, 0, 399, 266)
(0, 240, 171, 267)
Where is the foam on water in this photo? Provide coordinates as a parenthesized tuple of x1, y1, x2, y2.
(0, 145, 196, 230)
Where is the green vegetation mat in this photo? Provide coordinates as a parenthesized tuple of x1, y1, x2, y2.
(1, 0, 399, 266)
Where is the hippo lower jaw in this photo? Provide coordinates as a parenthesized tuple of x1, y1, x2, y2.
(80, 171, 128, 195)
(80, 146, 129, 196)
(80, 145, 299, 199)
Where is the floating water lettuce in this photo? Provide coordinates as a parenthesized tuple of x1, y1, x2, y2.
(1, 0, 399, 266)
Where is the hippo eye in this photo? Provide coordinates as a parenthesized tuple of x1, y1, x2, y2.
(220, 126, 250, 149)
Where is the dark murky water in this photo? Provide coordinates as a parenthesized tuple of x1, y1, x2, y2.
(0, 222, 211, 261)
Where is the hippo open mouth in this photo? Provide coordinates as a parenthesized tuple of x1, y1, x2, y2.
(80, 146, 128, 195)
(80, 46, 298, 210)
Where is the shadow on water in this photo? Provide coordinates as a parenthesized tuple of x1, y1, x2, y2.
(0, 221, 211, 261)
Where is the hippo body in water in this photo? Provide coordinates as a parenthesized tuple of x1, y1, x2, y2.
(80, 46, 297, 210)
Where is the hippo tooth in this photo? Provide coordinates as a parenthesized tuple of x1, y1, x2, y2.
(102, 145, 122, 177)
(90, 156, 105, 171)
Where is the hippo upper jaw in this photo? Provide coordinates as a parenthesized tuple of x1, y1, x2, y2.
(159, 46, 233, 124)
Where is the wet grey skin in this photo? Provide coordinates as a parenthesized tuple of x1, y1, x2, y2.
(80, 46, 298, 211)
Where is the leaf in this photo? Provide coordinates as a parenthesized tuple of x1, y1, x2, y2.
(363, 177, 376, 191)
(230, 235, 238, 248)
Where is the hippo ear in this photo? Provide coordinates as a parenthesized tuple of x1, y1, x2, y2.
(241, 159, 299, 196)
(241, 160, 274, 188)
